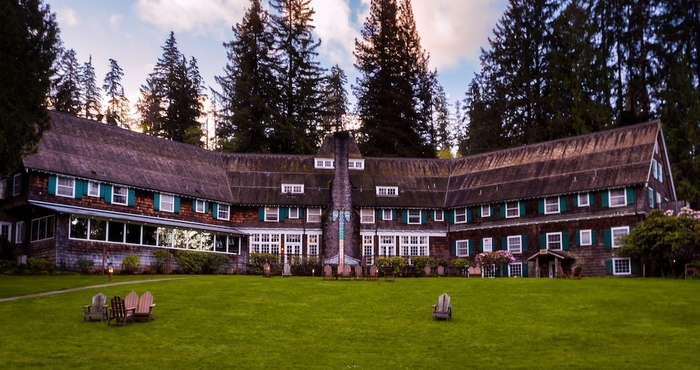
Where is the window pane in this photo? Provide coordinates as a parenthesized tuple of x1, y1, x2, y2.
(143, 225, 157, 246)
(70, 216, 88, 239)
(90, 219, 107, 241)
(107, 221, 125, 243)
(126, 224, 141, 244)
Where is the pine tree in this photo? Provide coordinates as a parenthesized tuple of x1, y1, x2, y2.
(214, 0, 278, 153)
(318, 64, 349, 137)
(268, 0, 325, 154)
(0, 0, 60, 174)
(102, 58, 130, 127)
(51, 48, 82, 115)
(81, 55, 102, 121)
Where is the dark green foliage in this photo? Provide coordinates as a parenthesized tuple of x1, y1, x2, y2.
(74, 258, 94, 274)
(153, 248, 169, 274)
(80, 55, 102, 120)
(375, 256, 406, 276)
(248, 253, 280, 275)
(318, 64, 349, 138)
(121, 254, 140, 274)
(203, 253, 231, 274)
(0, 0, 59, 174)
(26, 258, 48, 273)
(103, 58, 130, 127)
(174, 250, 208, 274)
(410, 256, 435, 277)
(51, 48, 82, 115)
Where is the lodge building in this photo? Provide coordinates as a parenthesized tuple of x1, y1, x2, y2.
(0, 111, 678, 277)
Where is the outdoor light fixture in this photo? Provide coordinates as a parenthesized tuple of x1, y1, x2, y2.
(108, 263, 114, 282)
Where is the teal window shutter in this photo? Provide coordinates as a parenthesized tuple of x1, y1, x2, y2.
(589, 193, 594, 205)
(522, 236, 528, 252)
(562, 233, 569, 251)
(449, 241, 456, 256)
(575, 231, 580, 245)
(501, 237, 507, 251)
(591, 230, 597, 244)
(500, 204, 506, 218)
(605, 259, 613, 275)
(540, 234, 546, 249)
(127, 189, 135, 206)
(448, 210, 454, 224)
(153, 193, 160, 210)
(102, 185, 112, 204)
(212, 203, 219, 220)
(468, 240, 475, 256)
(47, 175, 56, 195)
(573, 195, 578, 207)
(604, 229, 612, 248)
(402, 210, 408, 224)
(560, 197, 566, 212)
(476, 206, 481, 217)
(174, 196, 180, 213)
(519, 201, 526, 216)
(467, 208, 472, 222)
(192, 199, 197, 211)
(502, 265, 508, 277)
(421, 210, 428, 224)
(522, 263, 529, 277)
(298, 207, 303, 218)
(626, 188, 635, 205)
(478, 239, 483, 253)
(279, 207, 288, 222)
(74, 179, 83, 199)
(490, 205, 494, 216)
(538, 199, 544, 214)
(376, 209, 381, 220)
(602, 191, 609, 207)
(392, 209, 396, 220)
(257, 207, 264, 221)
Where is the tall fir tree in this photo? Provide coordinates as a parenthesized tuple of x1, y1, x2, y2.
(81, 55, 102, 121)
(268, 0, 325, 154)
(0, 0, 60, 174)
(102, 58, 130, 127)
(214, 0, 278, 153)
(318, 64, 349, 137)
(51, 48, 82, 115)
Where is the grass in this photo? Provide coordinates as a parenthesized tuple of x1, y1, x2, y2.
(0, 276, 698, 369)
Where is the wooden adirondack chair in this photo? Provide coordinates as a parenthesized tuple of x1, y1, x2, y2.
(556, 266, 567, 279)
(108, 296, 135, 326)
(263, 262, 272, 277)
(134, 291, 156, 321)
(323, 264, 334, 280)
(354, 265, 364, 279)
(437, 266, 446, 277)
(124, 291, 138, 312)
(282, 264, 291, 277)
(570, 266, 583, 280)
(83, 293, 108, 322)
(340, 264, 352, 280)
(432, 293, 452, 320)
(384, 265, 395, 282)
(424, 265, 432, 277)
(367, 265, 378, 280)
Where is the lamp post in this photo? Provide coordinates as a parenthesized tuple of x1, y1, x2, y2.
(108, 263, 113, 282)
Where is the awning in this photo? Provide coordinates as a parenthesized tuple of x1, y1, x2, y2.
(29, 200, 246, 235)
(526, 249, 577, 262)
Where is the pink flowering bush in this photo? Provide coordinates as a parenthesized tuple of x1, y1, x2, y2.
(475, 250, 516, 277)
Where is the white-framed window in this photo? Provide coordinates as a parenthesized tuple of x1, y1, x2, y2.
(506, 201, 520, 218)
(160, 194, 175, 212)
(288, 207, 299, 219)
(379, 235, 395, 256)
(455, 208, 467, 223)
(362, 235, 374, 264)
(307, 207, 322, 222)
(348, 159, 364, 169)
(282, 184, 304, 194)
(30, 215, 55, 242)
(482, 237, 493, 252)
(482, 265, 496, 278)
(545, 197, 560, 214)
(56, 176, 75, 197)
(509, 262, 523, 277)
(307, 233, 320, 256)
(400, 235, 429, 256)
(658, 163, 664, 182)
(613, 258, 631, 275)
(481, 205, 491, 217)
(546, 232, 562, 250)
(507, 235, 522, 254)
(580, 230, 592, 246)
(15, 221, 24, 244)
(647, 187, 655, 207)
(360, 209, 374, 224)
(250, 233, 281, 254)
(217, 204, 230, 220)
(407, 210, 421, 224)
(381, 209, 392, 221)
(194, 200, 206, 213)
(656, 192, 662, 205)
(0, 178, 6, 199)
(112, 186, 128, 205)
(284, 234, 302, 256)
(0, 222, 10, 242)
(609, 188, 626, 207)
(434, 210, 444, 222)
(578, 193, 589, 207)
(611, 226, 629, 248)
(315, 158, 334, 169)
(376, 186, 398, 196)
(13, 174, 22, 196)
(456, 240, 469, 257)
(265, 207, 278, 222)
(87, 181, 100, 197)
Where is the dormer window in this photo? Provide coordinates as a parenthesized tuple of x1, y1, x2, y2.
(282, 184, 304, 194)
(56, 176, 75, 198)
(315, 158, 334, 169)
(376, 186, 398, 197)
(348, 159, 365, 170)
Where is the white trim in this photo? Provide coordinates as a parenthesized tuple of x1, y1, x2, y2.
(281, 184, 304, 194)
(314, 158, 334, 169)
(264, 207, 279, 222)
(360, 209, 375, 224)
(160, 193, 174, 213)
(87, 181, 100, 197)
(348, 159, 365, 170)
(507, 235, 522, 254)
(433, 210, 444, 222)
(544, 196, 560, 214)
(407, 209, 421, 224)
(456, 239, 469, 257)
(454, 208, 467, 224)
(217, 204, 231, 220)
(480, 205, 491, 217)
(12, 173, 21, 196)
(376, 186, 398, 197)
(112, 186, 128, 205)
(482, 237, 493, 252)
(508, 262, 523, 277)
(579, 229, 592, 246)
(577, 193, 589, 207)
(56, 176, 75, 198)
(609, 188, 626, 207)
(611, 226, 629, 248)
(546, 232, 562, 250)
(306, 207, 322, 223)
(505, 201, 520, 218)
(612, 258, 632, 275)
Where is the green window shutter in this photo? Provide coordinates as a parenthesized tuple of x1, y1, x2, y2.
(604, 229, 612, 248)
(540, 234, 546, 250)
(573, 195, 578, 207)
(468, 240, 475, 256)
(522, 236, 528, 252)
(258, 207, 264, 222)
(421, 210, 428, 224)
(562, 233, 569, 251)
(127, 189, 135, 206)
(392, 209, 396, 220)
(575, 231, 580, 245)
(212, 203, 219, 220)
(279, 207, 287, 222)
(74, 179, 83, 199)
(192, 199, 197, 211)
(203, 201, 209, 213)
(298, 208, 303, 218)
(560, 197, 566, 212)
(501, 237, 507, 251)
(605, 259, 613, 275)
(449, 241, 456, 256)
(602, 191, 609, 207)
(478, 239, 483, 253)
(476, 206, 481, 217)
(490, 205, 494, 216)
(500, 204, 506, 218)
(522, 263, 529, 277)
(402, 209, 408, 224)
(376, 209, 381, 220)
(502, 265, 509, 277)
(591, 230, 597, 244)
(589, 193, 594, 205)
(47, 175, 57, 195)
(174, 196, 180, 213)
(626, 188, 635, 205)
(467, 208, 472, 222)
(538, 199, 544, 214)
(153, 193, 160, 210)
(448, 210, 454, 224)
(519, 201, 526, 216)
(102, 185, 112, 204)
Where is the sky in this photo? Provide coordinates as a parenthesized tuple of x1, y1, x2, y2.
(47, 0, 508, 116)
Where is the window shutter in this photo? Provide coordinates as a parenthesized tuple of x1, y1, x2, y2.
(501, 237, 507, 251)
(591, 230, 597, 244)
(421, 210, 428, 224)
(376, 209, 381, 220)
(659, 165, 664, 183)
(174, 196, 180, 213)
(279, 207, 288, 222)
(74, 179, 83, 199)
(631, 259, 640, 275)
(192, 200, 197, 211)
(478, 239, 483, 253)
(392, 209, 396, 220)
(466, 208, 472, 222)
(153, 193, 160, 210)
(48, 175, 57, 195)
(589, 193, 594, 205)
(522, 263, 529, 277)
(102, 185, 112, 204)
(127, 189, 135, 206)
(626, 188, 635, 205)
(401, 210, 407, 224)
(298, 207, 303, 218)
(560, 197, 566, 212)
(490, 205, 495, 216)
(500, 204, 506, 218)
(502, 265, 508, 277)
(538, 199, 544, 214)
(562, 233, 569, 251)
(519, 201, 526, 216)
(605, 259, 613, 275)
(476, 206, 481, 217)
(212, 203, 219, 220)
(602, 191, 609, 207)
(448, 210, 454, 224)
(449, 241, 456, 256)
(540, 234, 546, 250)
(604, 229, 612, 248)
(522, 236, 528, 252)
(468, 240, 475, 256)
(257, 207, 264, 222)
(573, 195, 578, 207)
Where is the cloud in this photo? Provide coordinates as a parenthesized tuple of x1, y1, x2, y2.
(109, 14, 123, 30)
(133, 0, 247, 35)
(311, 0, 360, 68)
(56, 7, 79, 27)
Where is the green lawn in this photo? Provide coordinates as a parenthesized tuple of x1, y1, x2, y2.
(0, 276, 698, 369)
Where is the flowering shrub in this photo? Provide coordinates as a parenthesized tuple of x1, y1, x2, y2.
(475, 250, 515, 277)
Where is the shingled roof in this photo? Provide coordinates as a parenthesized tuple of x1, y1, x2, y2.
(22, 112, 664, 209)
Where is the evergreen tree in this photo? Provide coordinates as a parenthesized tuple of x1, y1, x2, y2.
(0, 0, 60, 174)
(102, 58, 130, 127)
(268, 0, 325, 154)
(81, 55, 102, 121)
(214, 0, 278, 153)
(51, 48, 82, 115)
(318, 64, 349, 137)
(353, 0, 436, 157)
